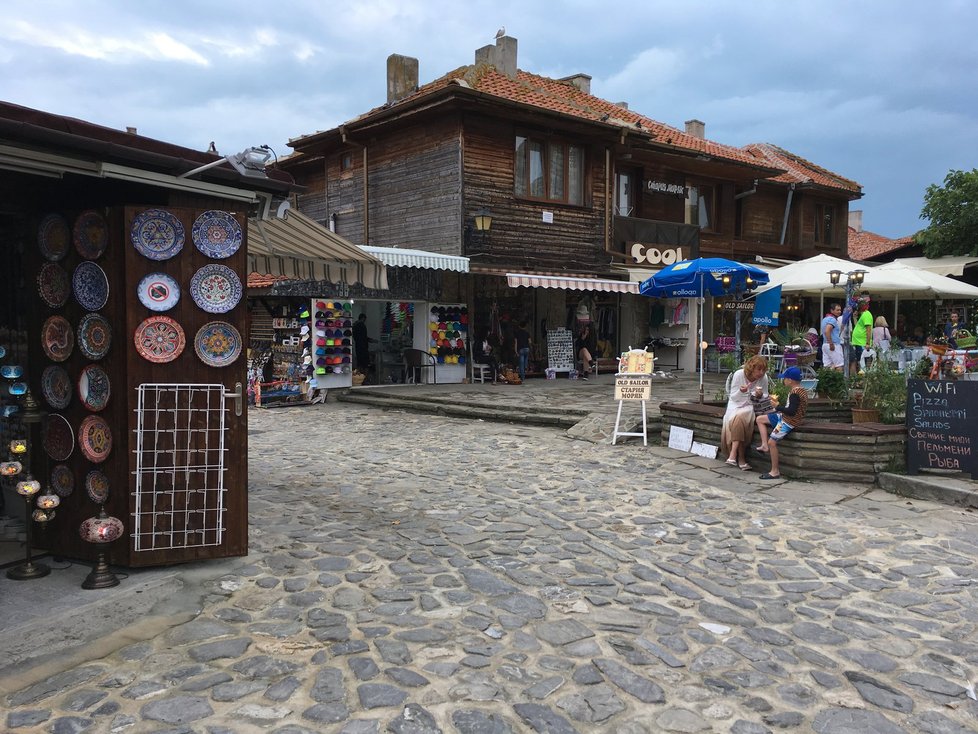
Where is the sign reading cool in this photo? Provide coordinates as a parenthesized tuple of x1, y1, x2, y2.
(630, 244, 684, 265)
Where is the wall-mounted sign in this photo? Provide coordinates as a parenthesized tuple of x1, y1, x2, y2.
(646, 180, 687, 196)
(630, 244, 683, 266)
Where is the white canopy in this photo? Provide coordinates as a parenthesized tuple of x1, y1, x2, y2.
(893, 256, 978, 277)
(752, 253, 868, 297)
(868, 261, 978, 299)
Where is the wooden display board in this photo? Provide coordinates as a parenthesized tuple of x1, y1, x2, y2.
(906, 379, 978, 479)
(546, 328, 574, 372)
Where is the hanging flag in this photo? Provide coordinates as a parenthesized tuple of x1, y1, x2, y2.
(752, 285, 781, 327)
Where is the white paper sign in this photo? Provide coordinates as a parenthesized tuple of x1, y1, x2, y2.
(667, 425, 694, 452)
(690, 441, 718, 459)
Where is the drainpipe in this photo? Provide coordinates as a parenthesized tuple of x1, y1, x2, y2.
(340, 125, 368, 245)
(605, 147, 611, 253)
(779, 184, 795, 245)
(734, 180, 758, 200)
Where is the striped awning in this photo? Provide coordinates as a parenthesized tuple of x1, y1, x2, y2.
(506, 272, 639, 294)
(247, 210, 388, 290)
(360, 245, 469, 272)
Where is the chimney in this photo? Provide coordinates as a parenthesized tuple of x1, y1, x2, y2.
(848, 209, 863, 233)
(684, 119, 705, 139)
(560, 73, 591, 95)
(387, 53, 419, 104)
(475, 35, 517, 78)
(125, 126, 137, 135)
(615, 101, 629, 110)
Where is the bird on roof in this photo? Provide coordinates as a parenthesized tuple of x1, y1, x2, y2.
(207, 141, 218, 154)
(495, 26, 505, 39)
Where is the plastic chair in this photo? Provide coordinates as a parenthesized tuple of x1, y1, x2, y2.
(403, 348, 437, 384)
(471, 362, 491, 384)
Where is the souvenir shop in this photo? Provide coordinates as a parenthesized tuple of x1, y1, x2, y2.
(0, 102, 290, 573)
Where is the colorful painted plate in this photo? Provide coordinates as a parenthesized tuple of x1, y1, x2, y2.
(42, 315, 74, 362)
(37, 262, 71, 308)
(131, 208, 185, 261)
(41, 365, 72, 409)
(73, 210, 108, 259)
(192, 210, 242, 259)
(134, 315, 186, 363)
(78, 415, 112, 463)
(194, 321, 242, 367)
(38, 213, 71, 261)
(85, 469, 109, 504)
(137, 272, 180, 312)
(51, 464, 75, 498)
(78, 364, 110, 412)
(189, 264, 242, 313)
(42, 413, 73, 462)
(72, 261, 109, 311)
(77, 313, 112, 360)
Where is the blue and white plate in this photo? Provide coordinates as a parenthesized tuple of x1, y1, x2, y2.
(137, 272, 180, 312)
(189, 264, 242, 314)
(194, 321, 242, 367)
(72, 261, 109, 311)
(77, 313, 112, 360)
(131, 208, 185, 261)
(192, 210, 242, 259)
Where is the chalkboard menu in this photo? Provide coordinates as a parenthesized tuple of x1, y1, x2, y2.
(906, 379, 978, 479)
(547, 328, 574, 372)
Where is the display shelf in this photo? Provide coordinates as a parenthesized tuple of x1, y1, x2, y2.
(310, 298, 353, 388)
(425, 302, 467, 384)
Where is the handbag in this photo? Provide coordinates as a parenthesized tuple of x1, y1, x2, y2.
(954, 329, 976, 349)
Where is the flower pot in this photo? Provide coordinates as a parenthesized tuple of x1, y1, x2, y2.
(851, 407, 880, 423)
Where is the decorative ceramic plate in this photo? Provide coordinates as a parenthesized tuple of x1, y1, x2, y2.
(192, 210, 242, 259)
(42, 413, 73, 461)
(189, 264, 242, 313)
(42, 315, 74, 362)
(37, 262, 71, 308)
(73, 210, 108, 259)
(51, 464, 75, 498)
(72, 261, 109, 311)
(134, 315, 186, 363)
(77, 313, 112, 360)
(41, 365, 72, 409)
(137, 272, 180, 312)
(38, 213, 71, 261)
(194, 321, 242, 367)
(78, 364, 110, 412)
(131, 208, 185, 261)
(78, 415, 112, 463)
(85, 469, 110, 504)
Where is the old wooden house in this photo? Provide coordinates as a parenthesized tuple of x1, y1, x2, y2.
(280, 36, 861, 373)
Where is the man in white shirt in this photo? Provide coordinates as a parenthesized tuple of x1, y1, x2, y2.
(821, 304, 844, 371)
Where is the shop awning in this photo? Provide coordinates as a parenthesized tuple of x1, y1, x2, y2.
(247, 210, 388, 290)
(892, 256, 978, 277)
(360, 245, 469, 272)
(506, 272, 639, 294)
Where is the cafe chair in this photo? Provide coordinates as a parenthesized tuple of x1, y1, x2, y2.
(402, 348, 437, 384)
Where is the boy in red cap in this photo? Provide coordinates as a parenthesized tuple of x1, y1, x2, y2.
(754, 366, 808, 479)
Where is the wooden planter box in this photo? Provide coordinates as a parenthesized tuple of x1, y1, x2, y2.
(659, 400, 905, 482)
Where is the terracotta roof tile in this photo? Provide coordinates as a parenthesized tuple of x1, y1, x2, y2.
(847, 227, 914, 260)
(743, 143, 861, 195)
(247, 272, 290, 289)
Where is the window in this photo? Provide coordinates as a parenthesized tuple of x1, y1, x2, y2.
(615, 169, 637, 216)
(815, 204, 835, 245)
(515, 135, 584, 204)
(340, 152, 353, 171)
(685, 184, 715, 231)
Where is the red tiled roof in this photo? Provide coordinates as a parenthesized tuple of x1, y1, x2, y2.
(743, 143, 861, 195)
(297, 64, 774, 170)
(247, 272, 291, 289)
(847, 226, 914, 260)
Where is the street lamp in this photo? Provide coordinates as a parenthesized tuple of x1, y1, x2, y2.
(827, 269, 868, 376)
(470, 207, 492, 253)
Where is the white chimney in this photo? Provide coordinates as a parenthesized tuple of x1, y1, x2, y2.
(848, 209, 863, 233)
(475, 35, 517, 78)
(560, 74, 591, 95)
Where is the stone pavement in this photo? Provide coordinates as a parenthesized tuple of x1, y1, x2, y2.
(2, 399, 978, 732)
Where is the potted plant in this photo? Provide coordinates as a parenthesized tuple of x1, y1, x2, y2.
(816, 367, 848, 402)
(718, 353, 740, 373)
(854, 358, 906, 424)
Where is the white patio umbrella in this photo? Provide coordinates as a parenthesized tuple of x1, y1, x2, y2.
(867, 261, 978, 328)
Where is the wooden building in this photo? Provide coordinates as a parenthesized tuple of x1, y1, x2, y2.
(280, 36, 862, 371)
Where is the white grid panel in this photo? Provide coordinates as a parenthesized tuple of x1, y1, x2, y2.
(133, 383, 228, 551)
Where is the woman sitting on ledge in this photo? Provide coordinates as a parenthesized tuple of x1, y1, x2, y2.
(721, 355, 769, 471)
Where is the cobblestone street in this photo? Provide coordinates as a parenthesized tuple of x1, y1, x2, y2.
(3, 401, 978, 733)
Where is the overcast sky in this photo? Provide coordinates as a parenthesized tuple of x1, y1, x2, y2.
(2, 0, 975, 239)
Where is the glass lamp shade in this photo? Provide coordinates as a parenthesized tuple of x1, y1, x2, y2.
(32, 509, 55, 522)
(10, 438, 27, 454)
(1, 461, 23, 476)
(828, 270, 842, 286)
(16, 479, 41, 496)
(79, 511, 124, 544)
(37, 494, 60, 510)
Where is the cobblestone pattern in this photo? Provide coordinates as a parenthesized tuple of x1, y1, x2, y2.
(4, 404, 978, 732)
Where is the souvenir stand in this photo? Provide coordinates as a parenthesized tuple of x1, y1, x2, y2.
(249, 302, 308, 407)
(420, 302, 468, 384)
(307, 299, 354, 389)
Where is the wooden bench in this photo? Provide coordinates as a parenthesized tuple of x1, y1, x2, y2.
(659, 401, 906, 483)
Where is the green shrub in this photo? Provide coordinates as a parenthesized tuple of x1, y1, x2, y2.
(815, 367, 848, 400)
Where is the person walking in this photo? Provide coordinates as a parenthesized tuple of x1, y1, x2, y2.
(821, 303, 844, 371)
(850, 297, 873, 375)
(513, 320, 531, 383)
